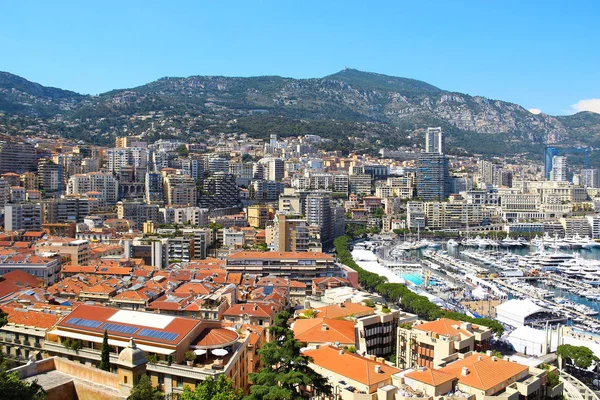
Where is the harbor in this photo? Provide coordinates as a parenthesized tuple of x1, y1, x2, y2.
(353, 236, 600, 336)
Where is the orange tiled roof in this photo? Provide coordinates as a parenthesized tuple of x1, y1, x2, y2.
(173, 282, 212, 295)
(2, 306, 62, 329)
(414, 318, 477, 338)
(439, 354, 528, 391)
(405, 368, 457, 386)
(303, 346, 401, 388)
(1, 270, 42, 288)
(314, 302, 374, 319)
(193, 327, 239, 348)
(223, 302, 280, 318)
(292, 317, 356, 345)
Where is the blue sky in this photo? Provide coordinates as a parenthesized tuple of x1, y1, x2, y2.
(1, 1, 599, 115)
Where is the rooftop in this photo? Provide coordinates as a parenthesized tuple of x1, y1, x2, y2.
(439, 354, 528, 391)
(304, 346, 401, 388)
(55, 304, 201, 346)
(292, 317, 356, 345)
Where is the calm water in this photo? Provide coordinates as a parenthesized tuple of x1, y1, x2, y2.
(395, 243, 600, 315)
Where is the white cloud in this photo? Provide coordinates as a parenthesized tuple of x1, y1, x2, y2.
(528, 108, 542, 115)
(570, 99, 600, 114)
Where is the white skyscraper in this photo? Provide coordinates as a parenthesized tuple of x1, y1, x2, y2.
(425, 127, 443, 154)
(550, 156, 567, 182)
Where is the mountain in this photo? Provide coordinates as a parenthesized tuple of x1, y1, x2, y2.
(0, 69, 598, 158)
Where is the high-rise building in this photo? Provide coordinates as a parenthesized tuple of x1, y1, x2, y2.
(274, 213, 320, 252)
(425, 127, 443, 154)
(544, 146, 561, 180)
(478, 160, 497, 185)
(117, 201, 161, 230)
(416, 153, 449, 201)
(66, 172, 119, 204)
(105, 148, 148, 174)
(42, 198, 100, 224)
(0, 139, 37, 174)
(199, 173, 240, 210)
(550, 156, 567, 182)
(306, 192, 333, 243)
(181, 157, 203, 181)
(5, 203, 42, 231)
(0, 178, 9, 209)
(247, 204, 271, 229)
(257, 157, 284, 181)
(206, 156, 230, 175)
(581, 169, 600, 188)
(164, 174, 197, 206)
(38, 159, 63, 197)
(145, 172, 164, 203)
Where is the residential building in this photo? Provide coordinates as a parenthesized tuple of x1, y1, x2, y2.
(5, 203, 42, 231)
(416, 153, 449, 201)
(117, 201, 160, 230)
(225, 251, 344, 286)
(0, 139, 37, 174)
(44, 304, 251, 395)
(581, 169, 600, 188)
(164, 174, 197, 206)
(247, 204, 271, 229)
(35, 238, 91, 266)
(396, 319, 492, 369)
(0, 253, 61, 284)
(42, 197, 100, 224)
(550, 156, 567, 182)
(199, 173, 240, 210)
(303, 346, 402, 398)
(145, 172, 164, 203)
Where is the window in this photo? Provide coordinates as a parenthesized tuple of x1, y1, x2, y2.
(124, 376, 128, 384)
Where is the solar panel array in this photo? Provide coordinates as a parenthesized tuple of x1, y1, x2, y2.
(67, 318, 102, 328)
(102, 323, 138, 335)
(138, 328, 178, 341)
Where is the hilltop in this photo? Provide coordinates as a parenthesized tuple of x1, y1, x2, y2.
(1, 68, 599, 157)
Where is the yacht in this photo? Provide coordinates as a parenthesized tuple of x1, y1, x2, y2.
(447, 238, 459, 247)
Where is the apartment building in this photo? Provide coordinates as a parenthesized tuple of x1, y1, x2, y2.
(44, 304, 251, 396)
(35, 238, 91, 266)
(396, 319, 492, 369)
(4, 203, 42, 231)
(225, 251, 344, 285)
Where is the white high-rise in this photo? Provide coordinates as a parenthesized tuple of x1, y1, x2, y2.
(425, 127, 443, 154)
(550, 156, 567, 182)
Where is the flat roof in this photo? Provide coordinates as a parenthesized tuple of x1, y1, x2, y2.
(56, 304, 201, 346)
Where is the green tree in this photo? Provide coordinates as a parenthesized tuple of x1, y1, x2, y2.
(247, 311, 332, 400)
(127, 375, 165, 400)
(176, 144, 189, 157)
(99, 330, 110, 371)
(0, 364, 46, 400)
(180, 375, 242, 400)
(373, 207, 385, 218)
(256, 243, 269, 252)
(557, 344, 599, 369)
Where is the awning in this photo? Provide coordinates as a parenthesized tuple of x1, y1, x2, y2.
(48, 329, 175, 355)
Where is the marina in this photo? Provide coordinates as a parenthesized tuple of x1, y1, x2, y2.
(355, 236, 600, 336)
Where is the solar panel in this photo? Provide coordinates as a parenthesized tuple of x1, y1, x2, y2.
(138, 328, 178, 341)
(67, 317, 102, 328)
(102, 323, 138, 335)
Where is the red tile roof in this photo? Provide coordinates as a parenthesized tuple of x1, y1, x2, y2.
(439, 354, 528, 391)
(193, 327, 239, 348)
(292, 317, 356, 345)
(303, 346, 401, 388)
